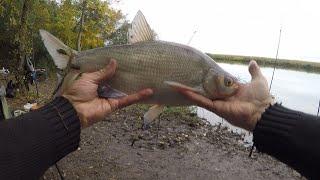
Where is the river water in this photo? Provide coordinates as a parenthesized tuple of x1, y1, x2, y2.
(197, 62, 320, 144)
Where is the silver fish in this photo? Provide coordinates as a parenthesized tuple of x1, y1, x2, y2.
(40, 11, 239, 126)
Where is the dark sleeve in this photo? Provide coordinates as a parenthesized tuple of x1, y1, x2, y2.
(253, 103, 320, 179)
(0, 97, 80, 179)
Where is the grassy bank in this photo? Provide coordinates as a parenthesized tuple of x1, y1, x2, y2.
(207, 54, 320, 73)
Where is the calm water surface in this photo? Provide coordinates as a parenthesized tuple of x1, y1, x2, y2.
(197, 63, 320, 142)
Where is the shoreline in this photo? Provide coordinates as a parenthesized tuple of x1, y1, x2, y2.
(207, 53, 320, 73)
(43, 105, 302, 179)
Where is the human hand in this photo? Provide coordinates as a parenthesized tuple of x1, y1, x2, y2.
(178, 61, 273, 131)
(62, 59, 153, 128)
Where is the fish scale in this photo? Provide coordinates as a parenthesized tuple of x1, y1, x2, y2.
(73, 41, 218, 105)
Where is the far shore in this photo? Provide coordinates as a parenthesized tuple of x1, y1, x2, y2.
(207, 53, 320, 73)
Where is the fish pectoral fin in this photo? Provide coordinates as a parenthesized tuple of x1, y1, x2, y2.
(143, 105, 165, 124)
(128, 10, 155, 44)
(98, 84, 127, 98)
(164, 81, 202, 93)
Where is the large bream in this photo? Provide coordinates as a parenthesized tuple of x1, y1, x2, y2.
(40, 11, 239, 127)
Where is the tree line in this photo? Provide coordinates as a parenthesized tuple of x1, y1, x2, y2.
(0, 0, 129, 75)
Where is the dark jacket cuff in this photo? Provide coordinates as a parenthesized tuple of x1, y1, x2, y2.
(253, 103, 319, 179)
(39, 97, 80, 163)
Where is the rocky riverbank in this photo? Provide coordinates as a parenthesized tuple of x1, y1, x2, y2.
(42, 105, 303, 180)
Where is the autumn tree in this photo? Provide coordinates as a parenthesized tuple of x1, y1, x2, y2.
(77, 0, 87, 51)
(0, 0, 125, 69)
(78, 0, 123, 49)
(0, 0, 23, 68)
(107, 21, 129, 45)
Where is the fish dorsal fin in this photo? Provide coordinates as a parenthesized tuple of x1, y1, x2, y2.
(128, 10, 154, 44)
(39, 29, 77, 69)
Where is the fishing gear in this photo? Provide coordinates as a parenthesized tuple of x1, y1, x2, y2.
(55, 163, 65, 180)
(317, 100, 320, 119)
(269, 28, 282, 92)
(187, 30, 197, 45)
(250, 27, 283, 158)
(25, 57, 39, 97)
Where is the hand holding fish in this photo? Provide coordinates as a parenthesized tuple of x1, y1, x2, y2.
(178, 61, 273, 131)
(62, 60, 153, 128)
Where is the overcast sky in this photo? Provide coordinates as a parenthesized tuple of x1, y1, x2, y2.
(112, 0, 320, 62)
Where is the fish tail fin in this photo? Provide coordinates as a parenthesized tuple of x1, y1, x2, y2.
(39, 29, 77, 70)
(39, 29, 79, 98)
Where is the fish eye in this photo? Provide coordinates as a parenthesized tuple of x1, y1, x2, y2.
(224, 77, 233, 87)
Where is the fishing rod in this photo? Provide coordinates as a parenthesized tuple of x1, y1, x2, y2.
(317, 100, 320, 119)
(32, 35, 39, 98)
(250, 27, 282, 158)
(268, 28, 320, 119)
(269, 28, 282, 92)
(187, 30, 197, 45)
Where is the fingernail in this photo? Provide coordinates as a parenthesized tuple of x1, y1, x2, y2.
(144, 88, 153, 95)
(109, 59, 116, 65)
(105, 60, 116, 72)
